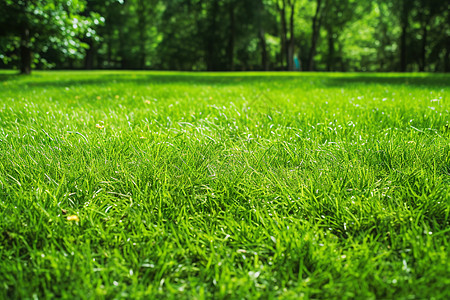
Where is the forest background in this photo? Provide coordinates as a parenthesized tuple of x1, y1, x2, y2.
(0, 0, 449, 74)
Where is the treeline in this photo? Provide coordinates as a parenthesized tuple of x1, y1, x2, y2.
(1, 0, 449, 73)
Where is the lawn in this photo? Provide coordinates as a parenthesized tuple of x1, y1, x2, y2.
(0, 71, 449, 299)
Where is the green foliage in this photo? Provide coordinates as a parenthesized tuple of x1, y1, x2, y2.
(1, 0, 448, 72)
(0, 0, 103, 71)
(0, 71, 449, 298)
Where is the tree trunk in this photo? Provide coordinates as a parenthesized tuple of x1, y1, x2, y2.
(20, 28, 32, 75)
(84, 40, 95, 69)
(400, 0, 408, 72)
(377, 13, 387, 72)
(445, 46, 450, 73)
(326, 26, 334, 71)
(119, 25, 128, 69)
(419, 23, 427, 72)
(286, 0, 295, 71)
(279, 1, 288, 70)
(137, 0, 147, 69)
(308, 0, 323, 71)
(227, 1, 236, 71)
(400, 24, 407, 72)
(258, 29, 268, 71)
(287, 44, 294, 71)
(118, 0, 129, 69)
(107, 29, 112, 68)
(206, 0, 219, 71)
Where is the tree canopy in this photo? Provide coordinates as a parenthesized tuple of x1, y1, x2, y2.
(0, 0, 103, 74)
(1, 0, 449, 73)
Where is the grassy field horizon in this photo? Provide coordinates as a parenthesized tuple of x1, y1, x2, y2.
(0, 71, 449, 299)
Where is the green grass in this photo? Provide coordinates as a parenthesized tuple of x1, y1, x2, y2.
(0, 71, 449, 299)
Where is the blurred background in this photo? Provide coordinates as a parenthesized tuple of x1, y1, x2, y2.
(0, 0, 449, 74)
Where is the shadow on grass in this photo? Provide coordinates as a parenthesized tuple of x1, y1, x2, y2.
(16, 74, 302, 88)
(0, 73, 20, 82)
(4, 72, 450, 90)
(325, 74, 450, 88)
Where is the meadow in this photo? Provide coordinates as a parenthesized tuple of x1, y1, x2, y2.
(0, 71, 449, 299)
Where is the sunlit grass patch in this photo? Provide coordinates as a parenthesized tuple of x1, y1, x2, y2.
(0, 71, 449, 298)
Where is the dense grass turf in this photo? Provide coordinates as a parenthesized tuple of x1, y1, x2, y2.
(0, 71, 449, 299)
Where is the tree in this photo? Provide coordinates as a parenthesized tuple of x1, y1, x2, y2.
(411, 0, 448, 72)
(256, 0, 273, 70)
(81, 0, 121, 69)
(0, 0, 102, 74)
(322, 0, 357, 71)
(399, 0, 409, 71)
(374, 0, 398, 71)
(156, 0, 206, 70)
(307, 0, 327, 71)
(273, 0, 297, 70)
(1, 0, 448, 73)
